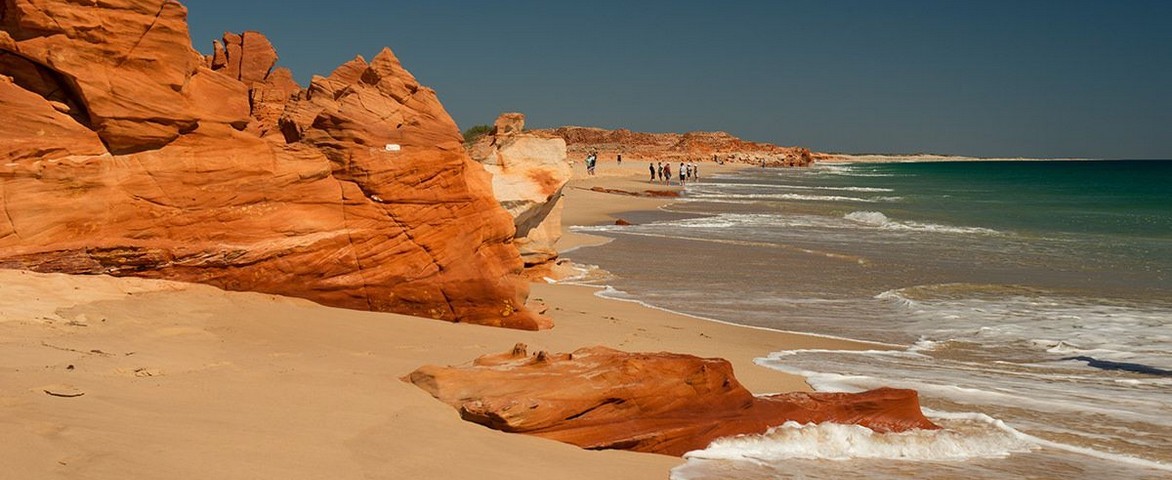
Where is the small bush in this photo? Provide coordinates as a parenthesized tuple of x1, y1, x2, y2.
(463, 124, 492, 144)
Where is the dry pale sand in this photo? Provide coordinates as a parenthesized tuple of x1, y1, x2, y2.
(0, 158, 882, 479)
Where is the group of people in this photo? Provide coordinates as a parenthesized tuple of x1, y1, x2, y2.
(579, 153, 701, 186)
(649, 161, 699, 186)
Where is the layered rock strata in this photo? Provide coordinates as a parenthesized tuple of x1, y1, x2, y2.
(0, 0, 546, 329)
(406, 344, 939, 456)
(468, 113, 571, 269)
(540, 126, 816, 167)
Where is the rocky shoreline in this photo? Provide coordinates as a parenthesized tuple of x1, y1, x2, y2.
(1, 1, 937, 476)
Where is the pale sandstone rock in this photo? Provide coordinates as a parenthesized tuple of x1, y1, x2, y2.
(493, 112, 526, 136)
(469, 113, 572, 267)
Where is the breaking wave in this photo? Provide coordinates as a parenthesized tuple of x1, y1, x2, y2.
(684, 413, 1035, 463)
(845, 211, 1001, 235)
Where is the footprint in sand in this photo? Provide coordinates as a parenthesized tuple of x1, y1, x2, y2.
(114, 367, 162, 378)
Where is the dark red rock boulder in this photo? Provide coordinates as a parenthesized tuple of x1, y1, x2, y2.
(406, 345, 939, 456)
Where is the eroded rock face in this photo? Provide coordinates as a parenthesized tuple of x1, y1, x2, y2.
(0, 73, 108, 160)
(406, 345, 939, 456)
(541, 126, 816, 167)
(206, 31, 300, 138)
(0, 0, 250, 154)
(468, 113, 571, 268)
(0, 0, 547, 330)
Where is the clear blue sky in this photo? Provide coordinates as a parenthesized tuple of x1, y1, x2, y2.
(186, 0, 1171, 159)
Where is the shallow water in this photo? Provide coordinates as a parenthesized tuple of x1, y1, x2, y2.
(566, 160, 1172, 479)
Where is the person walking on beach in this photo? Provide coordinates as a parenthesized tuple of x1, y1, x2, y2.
(617, 154, 622, 165)
(678, 162, 687, 186)
(656, 162, 664, 183)
(693, 162, 699, 180)
(649, 162, 655, 182)
(663, 162, 671, 185)
(586, 152, 597, 176)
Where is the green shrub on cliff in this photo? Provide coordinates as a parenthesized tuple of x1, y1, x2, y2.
(463, 124, 492, 144)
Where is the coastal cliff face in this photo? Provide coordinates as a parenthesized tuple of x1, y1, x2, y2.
(0, 0, 547, 330)
(407, 345, 939, 456)
(540, 126, 816, 167)
(468, 113, 572, 269)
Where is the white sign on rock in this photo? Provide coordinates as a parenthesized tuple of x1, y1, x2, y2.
(385, 144, 401, 152)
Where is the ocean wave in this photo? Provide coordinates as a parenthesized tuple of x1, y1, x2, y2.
(769, 348, 928, 360)
(759, 353, 1172, 427)
(685, 413, 1036, 462)
(695, 182, 895, 193)
(873, 283, 1172, 370)
(809, 166, 902, 177)
(846, 211, 1002, 235)
(689, 192, 903, 203)
(574, 211, 1001, 239)
(675, 412, 1172, 479)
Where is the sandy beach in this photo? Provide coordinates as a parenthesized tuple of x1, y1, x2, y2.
(0, 157, 881, 479)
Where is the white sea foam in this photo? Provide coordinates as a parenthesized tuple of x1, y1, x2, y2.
(769, 348, 928, 360)
(874, 284, 1172, 370)
(552, 262, 611, 285)
(696, 182, 895, 193)
(685, 413, 1035, 463)
(809, 166, 901, 177)
(575, 212, 1002, 239)
(845, 211, 1002, 235)
(759, 348, 1172, 428)
(844, 210, 891, 226)
(689, 192, 903, 203)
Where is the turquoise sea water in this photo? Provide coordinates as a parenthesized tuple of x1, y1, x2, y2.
(568, 160, 1172, 479)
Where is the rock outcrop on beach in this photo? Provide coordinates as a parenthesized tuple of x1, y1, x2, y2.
(0, 0, 547, 330)
(406, 344, 939, 456)
(539, 126, 816, 167)
(468, 113, 572, 269)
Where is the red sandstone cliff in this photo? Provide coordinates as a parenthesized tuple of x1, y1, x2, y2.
(407, 344, 939, 456)
(538, 126, 817, 167)
(0, 0, 547, 329)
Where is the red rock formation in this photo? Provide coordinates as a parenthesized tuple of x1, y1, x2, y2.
(539, 126, 817, 167)
(406, 345, 939, 456)
(0, 73, 108, 160)
(0, 0, 547, 330)
(0, 0, 250, 154)
(206, 31, 300, 138)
